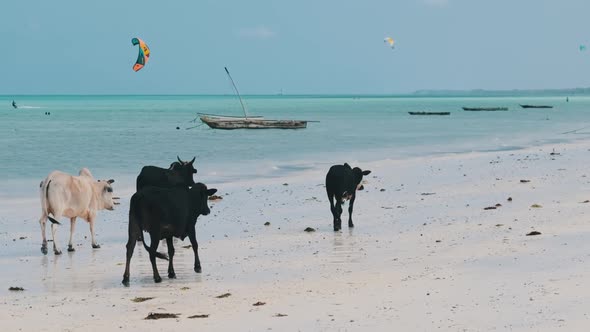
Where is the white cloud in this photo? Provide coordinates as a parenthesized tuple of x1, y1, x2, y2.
(237, 26, 276, 39)
(423, 0, 449, 6)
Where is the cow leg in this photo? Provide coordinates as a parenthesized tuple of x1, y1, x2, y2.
(334, 196, 343, 231)
(39, 213, 48, 255)
(166, 237, 176, 279)
(188, 228, 201, 273)
(328, 192, 339, 231)
(89, 218, 100, 249)
(122, 221, 140, 286)
(149, 233, 162, 283)
(348, 194, 356, 228)
(68, 217, 77, 252)
(50, 217, 62, 255)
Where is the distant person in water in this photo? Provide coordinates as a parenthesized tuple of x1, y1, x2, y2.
(11, 100, 17, 109)
(566, 97, 569, 102)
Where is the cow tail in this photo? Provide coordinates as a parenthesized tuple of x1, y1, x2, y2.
(132, 195, 168, 261)
(41, 179, 61, 225)
(140, 237, 168, 261)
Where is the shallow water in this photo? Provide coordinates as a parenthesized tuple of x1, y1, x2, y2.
(1, 94, 587, 198)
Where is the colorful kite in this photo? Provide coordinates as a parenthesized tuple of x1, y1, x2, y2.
(384, 37, 395, 49)
(132, 37, 150, 72)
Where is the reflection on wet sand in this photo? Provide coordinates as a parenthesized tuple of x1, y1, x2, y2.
(330, 229, 363, 264)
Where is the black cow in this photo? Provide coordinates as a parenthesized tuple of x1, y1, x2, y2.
(136, 156, 197, 191)
(122, 183, 217, 285)
(325, 163, 371, 231)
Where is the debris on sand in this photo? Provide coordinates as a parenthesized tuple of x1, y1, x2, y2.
(380, 188, 386, 192)
(283, 183, 289, 186)
(495, 224, 504, 227)
(144, 313, 179, 320)
(495, 203, 502, 207)
(484, 206, 497, 210)
(9, 287, 24, 291)
(180, 287, 190, 291)
(550, 150, 560, 156)
(526, 231, 542, 236)
(531, 204, 542, 208)
(182, 245, 192, 249)
(304, 227, 316, 232)
(216, 293, 232, 299)
(520, 180, 531, 183)
(264, 222, 271, 226)
(208, 195, 223, 201)
(507, 197, 513, 202)
(19, 236, 26, 240)
(253, 301, 266, 306)
(188, 314, 209, 319)
(421, 192, 436, 196)
(580, 200, 590, 204)
(131, 297, 154, 303)
(275, 313, 288, 317)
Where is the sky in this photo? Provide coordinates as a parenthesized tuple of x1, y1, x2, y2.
(1, 0, 590, 95)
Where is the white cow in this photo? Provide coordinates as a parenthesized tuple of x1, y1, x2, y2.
(39, 168, 116, 255)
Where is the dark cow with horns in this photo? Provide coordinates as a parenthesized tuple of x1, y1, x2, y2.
(136, 156, 197, 191)
(325, 163, 371, 231)
(122, 183, 217, 285)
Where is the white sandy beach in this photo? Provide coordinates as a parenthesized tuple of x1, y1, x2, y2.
(2, 141, 590, 331)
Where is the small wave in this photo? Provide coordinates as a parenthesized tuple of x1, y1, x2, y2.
(18, 106, 43, 109)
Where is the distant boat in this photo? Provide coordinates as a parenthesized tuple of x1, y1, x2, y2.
(519, 104, 553, 109)
(408, 111, 450, 116)
(462, 107, 508, 111)
(199, 67, 310, 130)
(11, 100, 17, 109)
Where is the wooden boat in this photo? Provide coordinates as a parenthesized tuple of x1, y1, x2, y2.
(519, 104, 553, 109)
(462, 107, 508, 111)
(199, 68, 310, 130)
(199, 114, 307, 129)
(408, 111, 450, 116)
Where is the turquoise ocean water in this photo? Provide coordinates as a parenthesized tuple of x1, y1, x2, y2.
(0, 94, 588, 199)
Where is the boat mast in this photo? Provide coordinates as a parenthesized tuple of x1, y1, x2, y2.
(225, 67, 249, 119)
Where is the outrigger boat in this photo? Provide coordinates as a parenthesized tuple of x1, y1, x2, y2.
(199, 68, 310, 130)
(408, 111, 450, 116)
(462, 107, 508, 111)
(519, 104, 553, 109)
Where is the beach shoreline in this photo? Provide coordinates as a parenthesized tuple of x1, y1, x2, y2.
(2, 139, 590, 330)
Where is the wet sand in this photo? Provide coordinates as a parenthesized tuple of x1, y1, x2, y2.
(2, 142, 590, 331)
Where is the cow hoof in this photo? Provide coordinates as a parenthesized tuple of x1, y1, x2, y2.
(154, 276, 162, 283)
(54, 249, 62, 255)
(67, 246, 75, 252)
(122, 279, 130, 287)
(41, 246, 48, 255)
(348, 224, 354, 228)
(194, 267, 202, 273)
(168, 273, 176, 279)
(92, 244, 101, 249)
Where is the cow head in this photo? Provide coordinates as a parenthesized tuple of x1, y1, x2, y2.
(190, 183, 217, 216)
(172, 156, 198, 186)
(97, 179, 116, 211)
(352, 167, 371, 191)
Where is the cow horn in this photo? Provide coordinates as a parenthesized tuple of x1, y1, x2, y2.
(177, 156, 183, 163)
(190, 156, 196, 164)
(107, 179, 115, 184)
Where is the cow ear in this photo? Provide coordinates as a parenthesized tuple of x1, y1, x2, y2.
(344, 163, 350, 167)
(107, 179, 115, 184)
(207, 188, 217, 196)
(362, 170, 371, 176)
